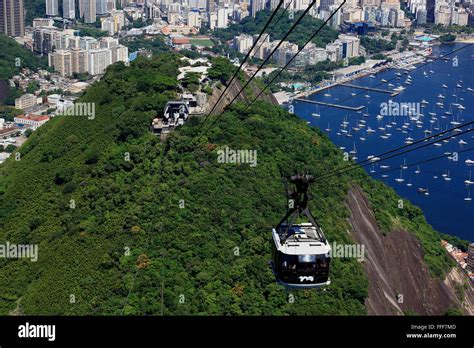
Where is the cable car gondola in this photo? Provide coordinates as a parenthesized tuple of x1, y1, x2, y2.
(270, 173, 331, 289)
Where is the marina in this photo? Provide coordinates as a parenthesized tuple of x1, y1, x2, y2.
(292, 43, 474, 241)
(339, 83, 400, 97)
(293, 98, 365, 111)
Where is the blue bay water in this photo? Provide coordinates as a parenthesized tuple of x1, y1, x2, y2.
(294, 43, 474, 241)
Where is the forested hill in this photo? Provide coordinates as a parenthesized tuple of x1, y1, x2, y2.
(0, 34, 48, 81)
(215, 9, 339, 48)
(0, 54, 456, 315)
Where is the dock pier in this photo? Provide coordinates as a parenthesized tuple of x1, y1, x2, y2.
(339, 83, 400, 97)
(294, 98, 365, 111)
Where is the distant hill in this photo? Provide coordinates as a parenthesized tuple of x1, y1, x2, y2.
(0, 53, 466, 315)
(24, 0, 46, 25)
(214, 9, 339, 48)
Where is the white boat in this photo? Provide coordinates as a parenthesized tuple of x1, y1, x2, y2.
(444, 170, 452, 181)
(415, 165, 421, 174)
(393, 86, 405, 92)
(349, 142, 357, 155)
(324, 93, 331, 97)
(459, 139, 467, 145)
(464, 191, 472, 201)
(312, 113, 320, 117)
(395, 169, 405, 183)
(466, 159, 474, 165)
(418, 188, 429, 195)
(402, 159, 408, 170)
(367, 127, 375, 133)
(381, 174, 389, 178)
(407, 178, 413, 187)
(438, 94, 445, 99)
(325, 123, 331, 132)
(465, 171, 474, 185)
(368, 155, 380, 162)
(442, 84, 448, 88)
(380, 165, 390, 169)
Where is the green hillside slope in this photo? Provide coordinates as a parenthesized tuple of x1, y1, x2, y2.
(0, 54, 453, 315)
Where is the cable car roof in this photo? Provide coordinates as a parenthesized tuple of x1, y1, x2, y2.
(272, 224, 331, 256)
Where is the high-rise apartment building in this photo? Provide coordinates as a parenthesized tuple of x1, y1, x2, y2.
(46, 0, 59, 16)
(84, 0, 97, 23)
(63, 0, 76, 19)
(0, 0, 25, 37)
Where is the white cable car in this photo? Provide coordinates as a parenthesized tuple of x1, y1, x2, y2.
(270, 174, 331, 289)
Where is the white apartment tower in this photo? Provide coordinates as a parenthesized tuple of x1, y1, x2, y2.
(63, 0, 76, 19)
(88, 48, 111, 75)
(96, 0, 108, 15)
(46, 0, 59, 16)
(83, 0, 97, 23)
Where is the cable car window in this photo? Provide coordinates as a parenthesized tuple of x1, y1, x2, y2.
(298, 255, 316, 263)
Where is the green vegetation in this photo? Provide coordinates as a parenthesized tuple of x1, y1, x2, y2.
(189, 38, 214, 47)
(120, 36, 169, 56)
(0, 34, 48, 104)
(75, 26, 108, 39)
(0, 34, 48, 80)
(24, 0, 46, 26)
(440, 34, 456, 43)
(208, 57, 242, 84)
(0, 52, 455, 315)
(440, 233, 470, 252)
(423, 24, 474, 35)
(215, 9, 339, 48)
(360, 36, 397, 54)
(259, 59, 343, 92)
(72, 72, 92, 82)
(0, 105, 22, 122)
(349, 56, 365, 65)
(181, 72, 201, 93)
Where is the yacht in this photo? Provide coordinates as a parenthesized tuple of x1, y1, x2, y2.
(444, 170, 452, 181)
(395, 169, 405, 183)
(418, 188, 430, 195)
(465, 171, 474, 185)
(464, 191, 472, 201)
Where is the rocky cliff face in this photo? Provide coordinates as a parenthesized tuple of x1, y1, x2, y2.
(345, 184, 474, 315)
(206, 78, 278, 115)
